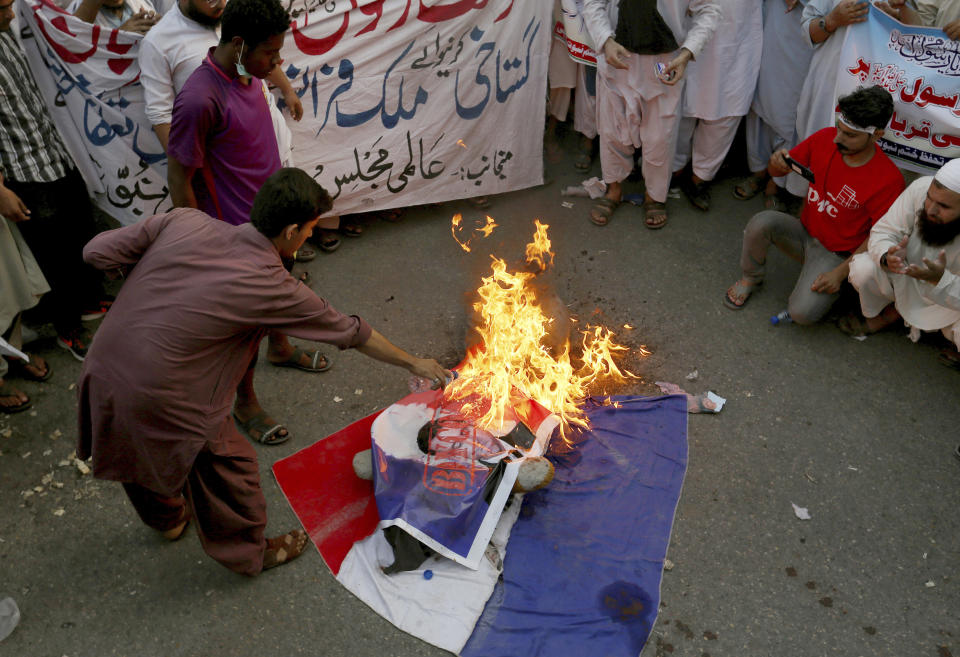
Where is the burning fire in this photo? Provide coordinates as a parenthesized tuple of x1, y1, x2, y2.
(451, 213, 498, 253)
(443, 219, 645, 439)
(524, 219, 554, 272)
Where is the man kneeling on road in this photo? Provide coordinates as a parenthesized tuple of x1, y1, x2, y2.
(76, 168, 451, 576)
(724, 85, 904, 324)
(845, 158, 960, 368)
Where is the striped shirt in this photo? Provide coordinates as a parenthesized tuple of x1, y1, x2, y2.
(0, 30, 72, 183)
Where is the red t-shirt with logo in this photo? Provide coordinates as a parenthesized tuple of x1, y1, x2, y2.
(789, 128, 904, 253)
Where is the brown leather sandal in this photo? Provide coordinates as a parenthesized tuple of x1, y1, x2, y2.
(263, 529, 308, 570)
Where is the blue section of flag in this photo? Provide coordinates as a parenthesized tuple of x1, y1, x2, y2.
(374, 445, 501, 560)
(462, 394, 688, 657)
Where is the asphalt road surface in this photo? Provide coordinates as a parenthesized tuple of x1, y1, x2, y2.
(1, 132, 957, 657)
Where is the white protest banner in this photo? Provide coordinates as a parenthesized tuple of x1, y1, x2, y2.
(17, 0, 169, 226)
(15, 0, 551, 225)
(281, 0, 550, 215)
(837, 5, 960, 173)
(556, 0, 596, 65)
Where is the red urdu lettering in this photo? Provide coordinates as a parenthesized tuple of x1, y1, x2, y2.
(418, 0, 489, 23)
(290, 0, 356, 56)
(388, 0, 412, 31)
(930, 132, 960, 148)
(105, 26, 134, 55)
(847, 57, 871, 78)
(357, 0, 384, 36)
(107, 57, 133, 75)
(37, 14, 99, 64)
(889, 111, 907, 133)
(495, 0, 514, 22)
(900, 78, 922, 104)
(105, 27, 135, 75)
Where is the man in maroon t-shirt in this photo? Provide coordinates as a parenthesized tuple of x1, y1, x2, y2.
(167, 0, 327, 446)
(723, 85, 905, 324)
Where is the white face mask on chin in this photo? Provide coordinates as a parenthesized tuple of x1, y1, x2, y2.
(236, 40, 250, 77)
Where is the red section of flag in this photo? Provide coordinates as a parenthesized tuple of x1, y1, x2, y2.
(272, 411, 383, 576)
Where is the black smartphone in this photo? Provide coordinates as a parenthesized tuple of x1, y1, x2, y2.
(783, 154, 815, 183)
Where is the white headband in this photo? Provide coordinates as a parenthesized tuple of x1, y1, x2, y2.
(934, 158, 960, 194)
(838, 112, 878, 134)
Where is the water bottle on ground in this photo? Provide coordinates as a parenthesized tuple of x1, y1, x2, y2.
(770, 310, 792, 326)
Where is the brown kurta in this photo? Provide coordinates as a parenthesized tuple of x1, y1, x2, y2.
(77, 209, 372, 496)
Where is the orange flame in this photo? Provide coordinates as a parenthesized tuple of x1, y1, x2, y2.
(446, 221, 644, 439)
(524, 219, 554, 271)
(451, 214, 498, 253)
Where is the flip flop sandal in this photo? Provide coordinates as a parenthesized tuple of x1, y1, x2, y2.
(723, 279, 760, 310)
(377, 209, 403, 223)
(233, 411, 290, 445)
(733, 176, 765, 200)
(764, 193, 783, 212)
(0, 389, 31, 414)
(643, 201, 668, 229)
(837, 314, 871, 337)
(590, 197, 619, 226)
(315, 231, 341, 252)
(937, 349, 960, 371)
(294, 246, 317, 263)
(270, 347, 331, 373)
(574, 151, 593, 172)
(9, 356, 52, 382)
(340, 222, 363, 237)
(263, 529, 308, 569)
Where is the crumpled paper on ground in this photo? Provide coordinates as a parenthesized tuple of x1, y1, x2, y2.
(0, 597, 20, 642)
(791, 503, 812, 520)
(560, 177, 607, 199)
(654, 382, 726, 414)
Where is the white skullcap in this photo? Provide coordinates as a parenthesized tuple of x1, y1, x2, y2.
(934, 158, 960, 194)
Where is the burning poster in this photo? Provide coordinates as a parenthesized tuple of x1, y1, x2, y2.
(372, 385, 558, 570)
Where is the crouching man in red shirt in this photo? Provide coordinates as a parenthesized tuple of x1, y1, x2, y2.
(723, 85, 904, 324)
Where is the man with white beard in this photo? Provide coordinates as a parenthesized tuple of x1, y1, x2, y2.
(845, 159, 960, 368)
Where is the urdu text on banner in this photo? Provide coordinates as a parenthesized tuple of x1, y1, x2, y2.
(836, 4, 960, 173)
(15, 0, 551, 225)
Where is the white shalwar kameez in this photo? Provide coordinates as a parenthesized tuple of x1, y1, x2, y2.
(790, 0, 850, 195)
(848, 177, 960, 348)
(746, 0, 814, 175)
(673, 0, 762, 181)
(549, 35, 578, 120)
(916, 0, 960, 28)
(581, 0, 721, 203)
(573, 64, 598, 139)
